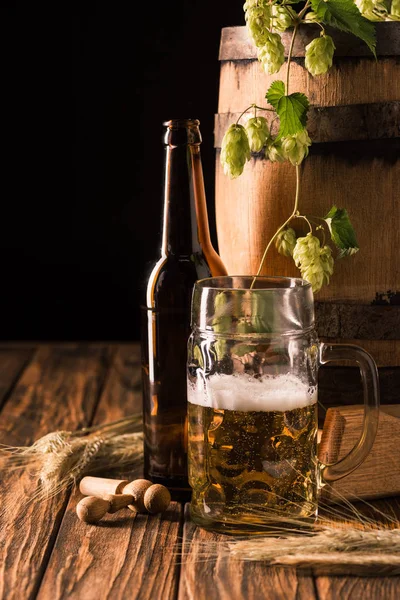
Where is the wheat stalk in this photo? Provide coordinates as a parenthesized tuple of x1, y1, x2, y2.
(178, 501, 400, 576)
(0, 414, 143, 502)
(2, 414, 399, 576)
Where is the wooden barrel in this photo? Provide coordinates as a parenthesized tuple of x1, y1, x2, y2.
(214, 22, 400, 400)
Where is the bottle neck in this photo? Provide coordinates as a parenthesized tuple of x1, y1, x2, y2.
(161, 136, 212, 257)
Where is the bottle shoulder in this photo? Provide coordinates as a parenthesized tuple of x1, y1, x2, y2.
(143, 253, 212, 308)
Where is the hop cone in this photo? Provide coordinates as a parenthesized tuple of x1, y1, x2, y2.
(293, 233, 334, 293)
(392, 0, 400, 18)
(265, 139, 286, 162)
(275, 227, 297, 257)
(303, 11, 321, 22)
(244, 0, 272, 48)
(319, 245, 334, 283)
(245, 117, 269, 152)
(355, 0, 388, 20)
(257, 31, 285, 75)
(281, 130, 312, 166)
(271, 6, 294, 32)
(305, 35, 336, 76)
(220, 123, 251, 179)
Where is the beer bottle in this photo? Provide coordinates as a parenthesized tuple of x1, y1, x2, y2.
(140, 118, 227, 501)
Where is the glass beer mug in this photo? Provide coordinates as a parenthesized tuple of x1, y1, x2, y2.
(187, 276, 380, 534)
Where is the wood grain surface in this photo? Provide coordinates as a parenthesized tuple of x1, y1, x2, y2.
(214, 103, 400, 146)
(37, 345, 183, 600)
(319, 405, 400, 503)
(316, 498, 400, 598)
(215, 25, 400, 313)
(0, 346, 34, 410)
(178, 505, 317, 600)
(0, 345, 113, 600)
(0, 343, 399, 600)
(218, 23, 400, 60)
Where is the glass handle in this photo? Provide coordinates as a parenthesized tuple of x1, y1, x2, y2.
(318, 343, 380, 483)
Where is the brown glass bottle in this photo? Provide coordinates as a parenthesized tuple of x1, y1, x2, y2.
(140, 119, 227, 501)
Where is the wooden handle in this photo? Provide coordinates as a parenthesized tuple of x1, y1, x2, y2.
(79, 476, 129, 497)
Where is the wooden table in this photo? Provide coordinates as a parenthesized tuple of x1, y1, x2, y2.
(0, 343, 399, 600)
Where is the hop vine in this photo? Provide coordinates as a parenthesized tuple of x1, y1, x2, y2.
(218, 0, 375, 293)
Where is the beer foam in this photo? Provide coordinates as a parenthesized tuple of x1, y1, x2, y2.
(188, 371, 317, 412)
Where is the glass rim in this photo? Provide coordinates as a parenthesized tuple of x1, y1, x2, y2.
(194, 275, 312, 293)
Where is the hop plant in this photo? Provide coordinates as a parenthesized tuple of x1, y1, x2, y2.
(305, 35, 336, 76)
(257, 31, 285, 75)
(220, 123, 251, 179)
(271, 5, 294, 32)
(245, 116, 269, 152)
(293, 233, 334, 293)
(319, 245, 335, 282)
(392, 0, 400, 18)
(244, 0, 272, 48)
(355, 0, 388, 20)
(275, 227, 297, 257)
(265, 139, 286, 162)
(281, 130, 312, 166)
(303, 11, 321, 22)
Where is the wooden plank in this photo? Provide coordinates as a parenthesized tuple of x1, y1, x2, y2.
(0, 347, 34, 411)
(318, 405, 400, 503)
(318, 340, 400, 368)
(37, 496, 182, 600)
(178, 505, 317, 600)
(0, 344, 113, 600)
(319, 366, 400, 410)
(91, 343, 142, 424)
(217, 58, 400, 115)
(218, 23, 400, 60)
(315, 302, 400, 340)
(315, 576, 400, 600)
(315, 498, 400, 599)
(214, 103, 400, 146)
(38, 344, 184, 600)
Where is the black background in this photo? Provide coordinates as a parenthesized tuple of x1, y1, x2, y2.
(2, 2, 245, 342)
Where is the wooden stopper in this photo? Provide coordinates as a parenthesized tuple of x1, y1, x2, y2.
(123, 479, 153, 513)
(76, 496, 110, 524)
(79, 476, 129, 498)
(102, 493, 134, 514)
(143, 484, 171, 514)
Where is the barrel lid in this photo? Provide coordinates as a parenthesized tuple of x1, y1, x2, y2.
(219, 22, 400, 60)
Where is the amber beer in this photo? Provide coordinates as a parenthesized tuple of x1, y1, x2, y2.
(187, 372, 318, 529)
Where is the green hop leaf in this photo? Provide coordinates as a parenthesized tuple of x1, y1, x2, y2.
(310, 0, 377, 56)
(276, 93, 310, 138)
(355, 0, 389, 21)
(281, 130, 312, 165)
(324, 206, 360, 257)
(266, 80, 286, 108)
(275, 227, 297, 256)
(266, 81, 310, 138)
(257, 31, 285, 75)
(265, 139, 286, 162)
(305, 35, 336, 76)
(245, 116, 269, 152)
(220, 123, 251, 179)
